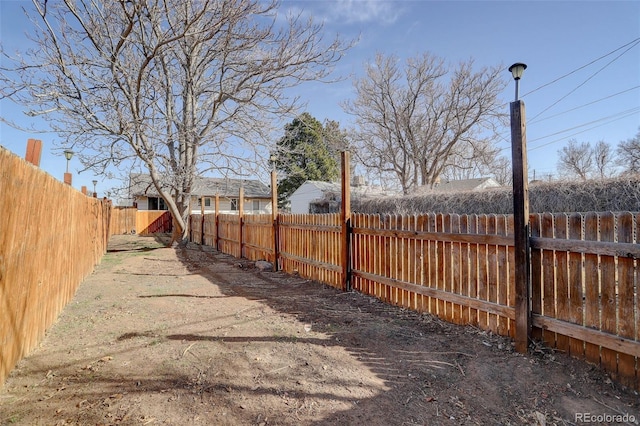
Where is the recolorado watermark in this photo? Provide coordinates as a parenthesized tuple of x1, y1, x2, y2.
(575, 412, 637, 424)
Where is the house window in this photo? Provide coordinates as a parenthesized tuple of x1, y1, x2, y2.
(148, 197, 168, 210)
(197, 197, 212, 208)
(230, 198, 238, 211)
(252, 200, 260, 211)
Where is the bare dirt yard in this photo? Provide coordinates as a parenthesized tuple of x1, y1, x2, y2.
(1, 234, 638, 425)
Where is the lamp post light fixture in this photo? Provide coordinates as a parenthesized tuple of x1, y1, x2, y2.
(508, 62, 527, 101)
(92, 179, 98, 198)
(63, 149, 74, 173)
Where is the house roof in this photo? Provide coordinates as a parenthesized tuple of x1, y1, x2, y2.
(129, 173, 271, 198)
(294, 180, 396, 199)
(415, 177, 500, 194)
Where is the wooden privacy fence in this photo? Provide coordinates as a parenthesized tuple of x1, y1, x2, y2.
(109, 206, 137, 236)
(279, 214, 343, 289)
(189, 210, 639, 389)
(0, 147, 111, 388)
(109, 207, 172, 236)
(529, 212, 640, 388)
(351, 213, 516, 336)
(137, 210, 172, 235)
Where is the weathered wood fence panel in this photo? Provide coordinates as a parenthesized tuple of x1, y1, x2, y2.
(278, 214, 343, 289)
(218, 214, 242, 258)
(351, 213, 516, 334)
(243, 214, 275, 262)
(0, 147, 110, 388)
(190, 214, 203, 245)
(109, 206, 137, 236)
(530, 212, 639, 389)
(137, 211, 172, 235)
(203, 213, 217, 247)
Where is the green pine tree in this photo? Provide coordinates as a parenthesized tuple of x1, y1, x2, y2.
(274, 113, 340, 208)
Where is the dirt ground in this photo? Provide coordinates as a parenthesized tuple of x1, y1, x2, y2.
(1, 235, 638, 426)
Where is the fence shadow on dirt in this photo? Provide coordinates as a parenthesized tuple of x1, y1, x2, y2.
(165, 243, 638, 425)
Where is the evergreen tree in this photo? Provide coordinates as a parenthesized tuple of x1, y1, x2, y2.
(274, 113, 340, 207)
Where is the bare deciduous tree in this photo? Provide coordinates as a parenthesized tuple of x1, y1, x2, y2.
(0, 0, 348, 241)
(557, 139, 616, 180)
(343, 53, 507, 194)
(616, 128, 640, 176)
(593, 140, 615, 179)
(557, 140, 593, 181)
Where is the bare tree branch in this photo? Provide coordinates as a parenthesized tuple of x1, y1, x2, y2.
(0, 0, 350, 240)
(343, 53, 507, 194)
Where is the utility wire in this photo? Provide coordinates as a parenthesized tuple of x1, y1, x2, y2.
(497, 106, 640, 154)
(528, 108, 640, 152)
(529, 85, 640, 125)
(528, 39, 640, 122)
(496, 85, 640, 145)
(521, 37, 640, 98)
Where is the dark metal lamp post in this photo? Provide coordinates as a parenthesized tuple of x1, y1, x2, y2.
(508, 62, 527, 101)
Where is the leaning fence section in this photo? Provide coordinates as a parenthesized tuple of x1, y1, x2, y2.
(0, 147, 110, 388)
(278, 214, 343, 290)
(530, 211, 639, 389)
(351, 213, 515, 336)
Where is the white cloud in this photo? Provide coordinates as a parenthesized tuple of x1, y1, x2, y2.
(329, 0, 404, 25)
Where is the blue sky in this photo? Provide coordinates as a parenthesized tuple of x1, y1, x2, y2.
(1, 0, 639, 197)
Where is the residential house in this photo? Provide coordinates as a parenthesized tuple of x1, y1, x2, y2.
(289, 177, 396, 214)
(129, 173, 272, 214)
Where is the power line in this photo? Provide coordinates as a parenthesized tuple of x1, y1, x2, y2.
(521, 37, 640, 98)
(528, 108, 640, 152)
(496, 106, 640, 154)
(528, 39, 640, 122)
(495, 86, 640, 147)
(528, 85, 640, 125)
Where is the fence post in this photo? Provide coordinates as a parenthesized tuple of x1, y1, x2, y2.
(239, 187, 244, 258)
(511, 100, 531, 353)
(215, 193, 220, 250)
(271, 169, 279, 270)
(200, 195, 205, 245)
(341, 151, 352, 292)
(25, 138, 42, 166)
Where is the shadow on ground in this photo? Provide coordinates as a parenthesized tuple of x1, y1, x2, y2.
(1, 235, 637, 426)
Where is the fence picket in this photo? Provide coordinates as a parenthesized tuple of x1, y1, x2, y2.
(554, 213, 570, 353)
(583, 212, 601, 365)
(468, 215, 479, 326)
(600, 213, 618, 376)
(568, 213, 585, 358)
(617, 212, 636, 386)
(541, 213, 556, 348)
(477, 215, 488, 329)
(497, 215, 509, 336)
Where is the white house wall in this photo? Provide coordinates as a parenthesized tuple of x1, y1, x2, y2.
(290, 183, 325, 214)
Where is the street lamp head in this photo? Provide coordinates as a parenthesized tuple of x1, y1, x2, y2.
(63, 149, 74, 161)
(508, 63, 527, 81)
